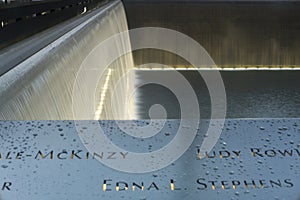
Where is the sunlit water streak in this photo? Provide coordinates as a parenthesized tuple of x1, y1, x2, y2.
(0, 1, 134, 120)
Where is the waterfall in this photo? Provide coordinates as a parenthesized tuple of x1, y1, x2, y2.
(0, 0, 135, 120)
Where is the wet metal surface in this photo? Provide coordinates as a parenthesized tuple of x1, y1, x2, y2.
(0, 119, 299, 199)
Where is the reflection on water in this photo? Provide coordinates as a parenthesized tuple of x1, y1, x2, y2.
(136, 70, 300, 119)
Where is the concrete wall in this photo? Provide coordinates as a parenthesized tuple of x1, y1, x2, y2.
(0, 0, 109, 49)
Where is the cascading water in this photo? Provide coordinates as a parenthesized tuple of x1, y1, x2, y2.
(0, 0, 135, 120)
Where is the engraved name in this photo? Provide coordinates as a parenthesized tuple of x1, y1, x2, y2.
(196, 147, 300, 159)
(0, 150, 128, 160)
(102, 178, 294, 192)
